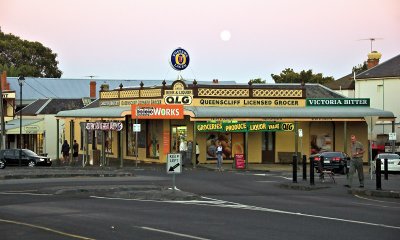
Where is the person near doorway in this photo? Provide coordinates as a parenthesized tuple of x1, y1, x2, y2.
(216, 141, 223, 171)
(187, 140, 193, 165)
(61, 140, 70, 165)
(179, 138, 188, 166)
(196, 142, 200, 165)
(345, 134, 365, 188)
(73, 140, 79, 165)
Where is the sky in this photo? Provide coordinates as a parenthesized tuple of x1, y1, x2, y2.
(1, 0, 399, 83)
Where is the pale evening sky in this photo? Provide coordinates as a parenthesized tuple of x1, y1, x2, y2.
(1, 0, 399, 83)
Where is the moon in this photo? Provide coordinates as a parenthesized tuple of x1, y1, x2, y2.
(220, 30, 231, 41)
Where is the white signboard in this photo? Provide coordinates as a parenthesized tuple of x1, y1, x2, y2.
(167, 153, 182, 174)
(298, 129, 303, 138)
(133, 124, 141, 132)
(389, 132, 396, 141)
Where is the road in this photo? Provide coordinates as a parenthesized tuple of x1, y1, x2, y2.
(0, 168, 399, 240)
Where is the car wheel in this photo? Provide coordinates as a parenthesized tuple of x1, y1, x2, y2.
(28, 160, 36, 167)
(0, 160, 5, 169)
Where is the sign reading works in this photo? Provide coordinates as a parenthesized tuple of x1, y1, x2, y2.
(131, 104, 184, 119)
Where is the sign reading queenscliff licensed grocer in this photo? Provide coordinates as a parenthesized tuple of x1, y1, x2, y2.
(196, 122, 294, 132)
(306, 98, 370, 107)
(192, 99, 305, 107)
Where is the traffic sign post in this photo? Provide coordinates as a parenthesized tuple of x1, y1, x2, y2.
(167, 153, 182, 192)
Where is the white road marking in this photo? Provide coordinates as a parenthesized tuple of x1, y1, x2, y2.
(354, 194, 400, 205)
(91, 195, 400, 230)
(139, 226, 211, 240)
(0, 192, 53, 196)
(255, 180, 279, 183)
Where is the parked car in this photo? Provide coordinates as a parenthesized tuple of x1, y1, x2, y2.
(372, 153, 400, 172)
(0, 159, 5, 169)
(0, 149, 52, 167)
(311, 151, 350, 174)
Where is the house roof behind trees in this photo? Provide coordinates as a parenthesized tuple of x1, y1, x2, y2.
(356, 54, 400, 79)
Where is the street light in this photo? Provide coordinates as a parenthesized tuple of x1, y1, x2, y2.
(18, 76, 25, 166)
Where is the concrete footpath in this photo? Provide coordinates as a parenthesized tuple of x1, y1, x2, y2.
(0, 163, 399, 199)
(198, 163, 400, 199)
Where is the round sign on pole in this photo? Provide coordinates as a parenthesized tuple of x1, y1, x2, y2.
(170, 48, 190, 71)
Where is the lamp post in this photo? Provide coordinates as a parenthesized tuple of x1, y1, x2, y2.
(18, 76, 25, 166)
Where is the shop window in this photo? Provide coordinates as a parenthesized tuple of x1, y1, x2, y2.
(147, 120, 162, 158)
(126, 117, 147, 157)
(206, 132, 244, 160)
(171, 126, 187, 154)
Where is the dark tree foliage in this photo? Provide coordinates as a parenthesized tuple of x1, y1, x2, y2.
(249, 78, 266, 84)
(271, 68, 334, 84)
(0, 29, 62, 78)
(352, 61, 368, 74)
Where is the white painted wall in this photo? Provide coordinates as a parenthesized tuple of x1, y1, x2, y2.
(355, 77, 400, 142)
(42, 114, 65, 160)
(334, 89, 354, 98)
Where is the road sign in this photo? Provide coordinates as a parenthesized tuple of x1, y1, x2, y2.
(389, 132, 396, 141)
(298, 129, 303, 138)
(133, 124, 141, 132)
(167, 153, 182, 174)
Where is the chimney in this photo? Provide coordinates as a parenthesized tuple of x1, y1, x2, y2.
(367, 51, 382, 69)
(90, 81, 96, 98)
(1, 71, 8, 90)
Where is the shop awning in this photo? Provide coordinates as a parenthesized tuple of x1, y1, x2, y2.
(56, 107, 131, 119)
(184, 106, 395, 121)
(55, 106, 395, 122)
(4, 119, 44, 134)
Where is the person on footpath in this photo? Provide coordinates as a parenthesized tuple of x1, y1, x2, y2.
(72, 140, 79, 165)
(195, 142, 200, 165)
(345, 135, 365, 188)
(61, 140, 70, 165)
(216, 141, 223, 171)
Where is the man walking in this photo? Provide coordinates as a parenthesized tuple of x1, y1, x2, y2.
(345, 135, 365, 188)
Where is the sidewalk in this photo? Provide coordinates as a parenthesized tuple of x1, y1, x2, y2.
(197, 163, 400, 198)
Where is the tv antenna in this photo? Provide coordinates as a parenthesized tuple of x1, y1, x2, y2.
(85, 75, 99, 79)
(358, 38, 383, 52)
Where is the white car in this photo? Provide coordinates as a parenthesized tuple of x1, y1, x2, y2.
(372, 153, 400, 172)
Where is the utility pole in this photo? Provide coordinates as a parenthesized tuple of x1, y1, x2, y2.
(0, 71, 5, 149)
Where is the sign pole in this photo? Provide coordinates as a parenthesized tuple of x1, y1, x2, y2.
(172, 173, 176, 193)
(167, 153, 182, 193)
(135, 117, 138, 168)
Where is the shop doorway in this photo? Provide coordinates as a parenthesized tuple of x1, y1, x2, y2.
(262, 132, 275, 163)
(171, 126, 187, 153)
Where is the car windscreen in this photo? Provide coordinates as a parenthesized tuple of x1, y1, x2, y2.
(378, 154, 400, 160)
(23, 149, 39, 157)
(322, 152, 343, 157)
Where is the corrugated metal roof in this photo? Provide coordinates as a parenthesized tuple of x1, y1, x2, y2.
(184, 106, 394, 118)
(7, 77, 238, 101)
(56, 106, 394, 119)
(56, 107, 131, 118)
(356, 54, 400, 79)
(4, 119, 43, 130)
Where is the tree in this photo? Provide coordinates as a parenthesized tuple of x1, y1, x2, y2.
(0, 29, 62, 78)
(249, 78, 266, 84)
(352, 61, 368, 74)
(271, 68, 334, 84)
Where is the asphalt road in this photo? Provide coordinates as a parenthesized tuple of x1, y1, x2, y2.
(0, 168, 399, 240)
